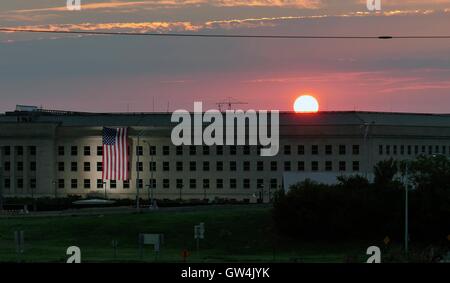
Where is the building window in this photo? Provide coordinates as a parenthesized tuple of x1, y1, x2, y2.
(29, 146, 36, 156)
(339, 145, 346, 155)
(4, 162, 10, 171)
(149, 146, 156, 156)
(325, 161, 332, 171)
(325, 145, 332, 155)
(136, 162, 143, 172)
(17, 178, 24, 189)
(297, 161, 305, 171)
(257, 161, 264, 171)
(163, 146, 170, 156)
(84, 162, 90, 172)
(176, 179, 183, 189)
(243, 161, 250, 171)
(97, 146, 103, 156)
(215, 179, 223, 189)
(256, 179, 263, 189)
(97, 179, 103, 189)
(176, 146, 183, 156)
(16, 146, 23, 156)
(270, 161, 277, 171)
(243, 146, 250, 155)
(393, 145, 398, 155)
(353, 161, 360, 172)
(443, 146, 447, 155)
(3, 146, 11, 156)
(17, 162, 23, 171)
(400, 145, 405, 155)
(84, 179, 91, 189)
(311, 161, 319, 171)
(216, 161, 223, 171)
(407, 145, 412, 155)
(57, 162, 64, 172)
(386, 145, 391, 155)
(148, 179, 156, 189)
(97, 162, 102, 172)
(203, 146, 210, 155)
(243, 179, 250, 189)
(230, 146, 237, 155)
(339, 161, 346, 172)
(284, 161, 291, 171)
(421, 145, 426, 154)
(203, 179, 210, 189)
(190, 161, 196, 171)
(71, 179, 78, 189)
(216, 146, 223, 155)
(284, 145, 291, 155)
(176, 162, 183, 171)
(311, 145, 319, 155)
(352, 145, 360, 155)
(71, 146, 78, 156)
(71, 162, 77, 172)
(137, 179, 143, 189)
(189, 146, 196, 155)
(30, 179, 36, 189)
(203, 161, 210, 171)
(230, 161, 237, 171)
(30, 162, 36, 171)
(84, 146, 90, 156)
(230, 179, 237, 189)
(414, 145, 419, 155)
(379, 145, 383, 155)
(58, 179, 65, 189)
(163, 179, 170, 189)
(163, 162, 170, 171)
(123, 180, 130, 189)
(298, 145, 305, 155)
(4, 178, 10, 189)
(270, 178, 277, 189)
(136, 146, 143, 156)
(149, 162, 156, 171)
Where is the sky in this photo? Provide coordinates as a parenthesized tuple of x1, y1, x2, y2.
(0, 0, 450, 113)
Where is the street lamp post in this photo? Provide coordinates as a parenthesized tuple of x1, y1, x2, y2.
(143, 141, 154, 207)
(0, 165, 3, 211)
(103, 181, 107, 199)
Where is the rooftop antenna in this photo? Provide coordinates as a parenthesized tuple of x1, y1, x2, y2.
(216, 97, 248, 111)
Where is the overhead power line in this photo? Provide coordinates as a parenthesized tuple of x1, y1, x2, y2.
(1, 28, 450, 39)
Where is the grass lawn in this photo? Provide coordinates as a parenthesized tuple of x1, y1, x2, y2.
(0, 205, 387, 263)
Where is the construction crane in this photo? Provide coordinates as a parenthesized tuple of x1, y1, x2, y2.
(216, 97, 248, 111)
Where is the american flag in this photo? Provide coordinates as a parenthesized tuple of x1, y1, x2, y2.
(102, 127, 129, 180)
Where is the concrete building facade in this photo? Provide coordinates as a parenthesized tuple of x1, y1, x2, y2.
(1, 107, 450, 203)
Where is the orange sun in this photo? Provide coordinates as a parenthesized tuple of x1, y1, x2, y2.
(293, 95, 319, 113)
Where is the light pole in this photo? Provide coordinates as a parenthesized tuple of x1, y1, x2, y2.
(0, 164, 3, 211)
(404, 164, 409, 256)
(103, 181, 107, 199)
(143, 141, 154, 207)
(135, 130, 145, 209)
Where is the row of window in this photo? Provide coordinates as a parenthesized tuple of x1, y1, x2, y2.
(53, 144, 361, 157)
(54, 160, 360, 173)
(3, 178, 36, 189)
(2, 161, 36, 171)
(53, 178, 279, 190)
(1, 146, 36, 156)
(379, 144, 449, 155)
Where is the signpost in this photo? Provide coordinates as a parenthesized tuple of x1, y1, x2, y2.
(138, 233, 164, 261)
(14, 230, 25, 262)
(194, 222, 205, 253)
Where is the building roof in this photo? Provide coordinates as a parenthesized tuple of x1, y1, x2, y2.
(1, 107, 450, 127)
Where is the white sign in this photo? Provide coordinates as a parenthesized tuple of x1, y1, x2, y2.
(367, 0, 381, 11)
(67, 0, 81, 11)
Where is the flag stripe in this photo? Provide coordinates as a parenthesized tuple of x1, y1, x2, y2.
(102, 127, 129, 181)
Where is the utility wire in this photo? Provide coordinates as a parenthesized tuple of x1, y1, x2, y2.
(1, 28, 450, 39)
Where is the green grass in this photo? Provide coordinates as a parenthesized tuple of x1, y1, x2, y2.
(0, 205, 380, 263)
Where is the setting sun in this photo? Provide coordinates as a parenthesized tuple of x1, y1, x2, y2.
(294, 95, 319, 113)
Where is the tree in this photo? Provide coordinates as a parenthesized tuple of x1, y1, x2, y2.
(373, 158, 398, 188)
